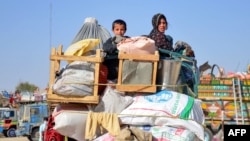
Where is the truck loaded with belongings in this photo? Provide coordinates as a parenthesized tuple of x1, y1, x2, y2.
(44, 17, 250, 141)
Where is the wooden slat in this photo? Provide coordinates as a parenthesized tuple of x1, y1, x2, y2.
(47, 93, 99, 104)
(116, 85, 156, 93)
(50, 55, 103, 62)
(117, 56, 124, 87)
(151, 51, 158, 87)
(92, 49, 100, 101)
(48, 48, 56, 96)
(118, 53, 159, 61)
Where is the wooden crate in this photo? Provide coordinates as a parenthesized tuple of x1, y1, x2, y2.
(47, 45, 103, 104)
(116, 51, 159, 93)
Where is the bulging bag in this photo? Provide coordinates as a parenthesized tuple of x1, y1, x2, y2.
(117, 36, 156, 54)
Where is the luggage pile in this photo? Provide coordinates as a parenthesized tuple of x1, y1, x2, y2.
(45, 17, 204, 141)
(45, 41, 204, 141)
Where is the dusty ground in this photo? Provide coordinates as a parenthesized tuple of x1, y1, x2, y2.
(0, 133, 29, 141)
(0, 137, 29, 141)
(0, 133, 28, 140)
(0, 133, 4, 138)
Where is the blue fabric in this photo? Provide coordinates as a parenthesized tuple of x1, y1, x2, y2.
(0, 127, 3, 133)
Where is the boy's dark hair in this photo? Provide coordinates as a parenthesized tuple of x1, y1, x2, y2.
(15, 90, 20, 94)
(44, 117, 48, 121)
(112, 19, 127, 31)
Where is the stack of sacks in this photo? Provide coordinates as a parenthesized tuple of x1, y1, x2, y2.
(52, 86, 134, 141)
(52, 104, 90, 141)
(52, 87, 205, 140)
(118, 90, 205, 140)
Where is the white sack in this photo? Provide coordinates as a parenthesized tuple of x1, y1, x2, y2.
(53, 61, 95, 96)
(94, 86, 133, 113)
(120, 90, 204, 124)
(118, 90, 205, 140)
(53, 110, 88, 141)
(130, 125, 199, 141)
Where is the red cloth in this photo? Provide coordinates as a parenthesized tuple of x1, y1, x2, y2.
(9, 96, 14, 104)
(44, 115, 64, 141)
(98, 64, 108, 94)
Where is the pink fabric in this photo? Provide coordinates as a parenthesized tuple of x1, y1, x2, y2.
(117, 36, 156, 54)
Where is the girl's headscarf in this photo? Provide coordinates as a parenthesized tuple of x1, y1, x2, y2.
(149, 13, 173, 51)
(152, 13, 167, 30)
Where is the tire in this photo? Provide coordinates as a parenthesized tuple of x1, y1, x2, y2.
(7, 127, 16, 137)
(204, 127, 213, 141)
(31, 128, 39, 141)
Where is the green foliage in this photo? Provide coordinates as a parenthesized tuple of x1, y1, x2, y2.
(15, 82, 38, 92)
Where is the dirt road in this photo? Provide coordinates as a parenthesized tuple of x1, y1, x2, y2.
(0, 137, 29, 141)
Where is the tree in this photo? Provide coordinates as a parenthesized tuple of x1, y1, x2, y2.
(15, 82, 38, 92)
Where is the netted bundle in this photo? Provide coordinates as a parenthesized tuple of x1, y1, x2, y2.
(71, 17, 111, 50)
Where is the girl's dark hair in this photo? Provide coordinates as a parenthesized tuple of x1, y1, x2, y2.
(112, 19, 127, 31)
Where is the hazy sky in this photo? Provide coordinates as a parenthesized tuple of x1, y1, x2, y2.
(1, 0, 250, 92)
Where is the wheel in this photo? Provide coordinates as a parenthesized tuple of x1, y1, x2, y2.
(31, 128, 39, 141)
(204, 127, 213, 141)
(6, 127, 16, 137)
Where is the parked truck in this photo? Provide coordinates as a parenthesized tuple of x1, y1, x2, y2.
(198, 64, 250, 140)
(45, 43, 250, 141)
(15, 102, 49, 141)
(0, 107, 18, 137)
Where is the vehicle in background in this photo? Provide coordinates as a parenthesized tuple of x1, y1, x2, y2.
(198, 64, 250, 141)
(15, 102, 49, 141)
(0, 108, 10, 133)
(0, 108, 18, 137)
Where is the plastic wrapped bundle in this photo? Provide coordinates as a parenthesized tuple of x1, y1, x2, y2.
(71, 17, 111, 50)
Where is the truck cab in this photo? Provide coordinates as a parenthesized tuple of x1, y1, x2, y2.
(15, 102, 49, 141)
(0, 108, 10, 133)
(0, 108, 18, 137)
